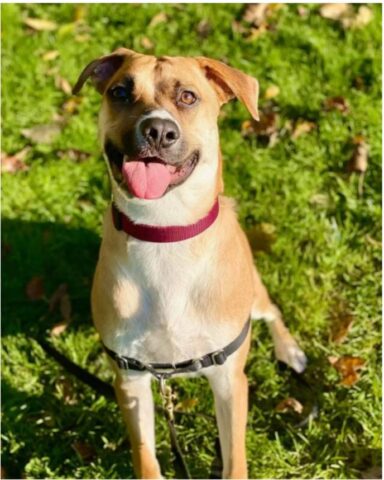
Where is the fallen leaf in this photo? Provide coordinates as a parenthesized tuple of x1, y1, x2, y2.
(149, 12, 167, 28)
(246, 223, 276, 253)
(243, 3, 280, 26)
(197, 19, 211, 38)
(57, 149, 91, 162)
(324, 96, 350, 114)
(56, 377, 78, 405)
(55, 76, 72, 95)
(22, 123, 63, 144)
(175, 398, 198, 411)
(1, 147, 30, 174)
(1, 243, 12, 258)
(51, 321, 69, 336)
(49, 283, 68, 313)
(361, 466, 382, 479)
(328, 355, 365, 387)
(42, 50, 60, 62)
(319, 4, 373, 29)
(275, 397, 303, 414)
(141, 37, 154, 50)
(264, 85, 280, 99)
(23, 17, 58, 32)
(74, 5, 87, 22)
(347, 136, 369, 195)
(72, 441, 96, 461)
(342, 6, 373, 29)
(26, 276, 45, 300)
(297, 6, 309, 17)
(231, 20, 247, 34)
(75, 34, 91, 43)
(62, 97, 82, 115)
(310, 193, 330, 208)
(319, 4, 351, 21)
(242, 109, 279, 147)
(329, 299, 354, 344)
(60, 293, 72, 323)
(291, 120, 316, 140)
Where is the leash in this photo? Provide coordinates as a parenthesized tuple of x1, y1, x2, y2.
(102, 319, 250, 478)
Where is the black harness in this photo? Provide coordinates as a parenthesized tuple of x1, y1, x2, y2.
(103, 318, 251, 380)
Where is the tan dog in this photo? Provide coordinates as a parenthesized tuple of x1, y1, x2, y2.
(74, 48, 306, 479)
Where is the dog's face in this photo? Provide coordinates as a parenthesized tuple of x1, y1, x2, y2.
(74, 48, 259, 202)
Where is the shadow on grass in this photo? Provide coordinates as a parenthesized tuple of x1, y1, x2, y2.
(2, 217, 100, 338)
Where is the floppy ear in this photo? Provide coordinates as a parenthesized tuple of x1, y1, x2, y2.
(72, 48, 133, 95)
(196, 57, 259, 121)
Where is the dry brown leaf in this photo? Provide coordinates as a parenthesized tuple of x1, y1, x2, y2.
(57, 149, 91, 163)
(1, 147, 30, 174)
(297, 6, 309, 17)
(149, 12, 167, 28)
(62, 96, 82, 115)
(49, 283, 68, 312)
(175, 398, 199, 411)
(55, 76, 72, 95)
(291, 120, 316, 140)
(75, 34, 91, 43)
(72, 441, 96, 461)
(264, 85, 280, 99)
(74, 5, 87, 22)
(1, 243, 12, 259)
(60, 293, 72, 324)
(51, 321, 69, 336)
(56, 377, 77, 405)
(26, 276, 45, 300)
(197, 19, 211, 38)
(342, 6, 373, 29)
(246, 223, 276, 253)
(141, 37, 154, 50)
(23, 17, 58, 32)
(324, 96, 350, 114)
(275, 397, 303, 414)
(42, 50, 60, 62)
(22, 123, 63, 144)
(231, 20, 247, 34)
(329, 300, 354, 344)
(319, 4, 351, 21)
(328, 355, 365, 387)
(348, 136, 369, 174)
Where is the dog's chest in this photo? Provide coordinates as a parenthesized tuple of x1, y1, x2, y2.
(107, 239, 226, 364)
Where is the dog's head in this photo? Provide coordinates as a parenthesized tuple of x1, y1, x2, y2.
(74, 48, 259, 204)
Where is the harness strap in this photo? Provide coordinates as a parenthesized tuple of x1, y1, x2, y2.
(103, 318, 251, 377)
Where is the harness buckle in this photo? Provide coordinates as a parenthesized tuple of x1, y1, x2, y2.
(212, 349, 227, 366)
(190, 359, 203, 372)
(116, 356, 130, 370)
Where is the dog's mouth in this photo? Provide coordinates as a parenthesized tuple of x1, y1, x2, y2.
(105, 141, 200, 200)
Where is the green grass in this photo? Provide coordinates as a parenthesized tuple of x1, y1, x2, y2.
(2, 3, 381, 479)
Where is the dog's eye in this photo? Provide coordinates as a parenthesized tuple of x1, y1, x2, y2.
(110, 86, 130, 101)
(178, 90, 197, 106)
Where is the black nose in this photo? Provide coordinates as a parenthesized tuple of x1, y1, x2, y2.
(140, 118, 180, 149)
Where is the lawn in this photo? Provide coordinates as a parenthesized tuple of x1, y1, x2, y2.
(1, 3, 382, 479)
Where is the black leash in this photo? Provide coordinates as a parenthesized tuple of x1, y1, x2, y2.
(36, 337, 223, 479)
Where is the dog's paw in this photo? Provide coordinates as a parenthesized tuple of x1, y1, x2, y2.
(274, 340, 307, 373)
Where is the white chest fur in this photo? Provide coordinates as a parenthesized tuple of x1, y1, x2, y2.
(94, 233, 235, 366)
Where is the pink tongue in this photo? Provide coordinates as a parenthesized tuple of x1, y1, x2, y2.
(122, 161, 172, 199)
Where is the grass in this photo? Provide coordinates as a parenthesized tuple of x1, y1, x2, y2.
(1, 3, 382, 479)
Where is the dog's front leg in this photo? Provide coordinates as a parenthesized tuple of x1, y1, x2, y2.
(207, 363, 249, 479)
(114, 372, 162, 479)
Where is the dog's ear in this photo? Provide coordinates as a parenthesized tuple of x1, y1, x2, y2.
(73, 48, 133, 95)
(196, 57, 259, 121)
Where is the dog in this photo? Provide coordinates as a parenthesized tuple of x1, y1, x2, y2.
(73, 48, 307, 479)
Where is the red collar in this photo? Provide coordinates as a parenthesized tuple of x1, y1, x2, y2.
(111, 199, 219, 243)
